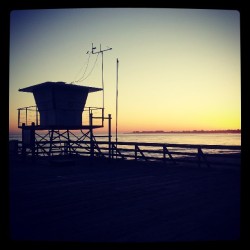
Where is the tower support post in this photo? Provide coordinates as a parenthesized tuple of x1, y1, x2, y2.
(90, 113, 94, 159)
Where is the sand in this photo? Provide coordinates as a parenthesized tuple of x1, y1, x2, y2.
(9, 155, 240, 243)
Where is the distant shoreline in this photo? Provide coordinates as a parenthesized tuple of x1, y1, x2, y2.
(9, 129, 241, 137)
(130, 130, 241, 134)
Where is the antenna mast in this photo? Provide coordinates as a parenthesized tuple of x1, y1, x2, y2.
(116, 58, 119, 152)
(91, 43, 112, 109)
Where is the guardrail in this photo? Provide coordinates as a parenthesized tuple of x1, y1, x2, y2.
(10, 139, 241, 168)
(17, 106, 104, 128)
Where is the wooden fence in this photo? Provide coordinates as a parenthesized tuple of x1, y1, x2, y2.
(9, 139, 241, 167)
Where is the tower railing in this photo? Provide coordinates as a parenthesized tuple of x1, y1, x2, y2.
(18, 106, 39, 127)
(17, 106, 104, 128)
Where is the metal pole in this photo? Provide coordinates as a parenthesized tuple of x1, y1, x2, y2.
(102, 51, 104, 109)
(91, 43, 112, 111)
(116, 58, 119, 158)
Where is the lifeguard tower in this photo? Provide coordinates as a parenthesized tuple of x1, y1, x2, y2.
(18, 81, 112, 158)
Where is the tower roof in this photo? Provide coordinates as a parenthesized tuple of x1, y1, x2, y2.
(19, 81, 102, 93)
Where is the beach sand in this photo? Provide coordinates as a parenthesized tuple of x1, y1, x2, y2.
(9, 156, 240, 243)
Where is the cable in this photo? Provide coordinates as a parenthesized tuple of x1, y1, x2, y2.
(75, 53, 99, 83)
(77, 52, 91, 81)
(72, 52, 91, 83)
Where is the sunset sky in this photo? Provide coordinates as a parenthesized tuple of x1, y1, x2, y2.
(9, 8, 240, 133)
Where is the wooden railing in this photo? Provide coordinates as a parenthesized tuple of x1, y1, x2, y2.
(98, 141, 240, 167)
(10, 140, 241, 168)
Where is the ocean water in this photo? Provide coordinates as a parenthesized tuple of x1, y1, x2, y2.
(9, 132, 241, 159)
(114, 133, 241, 146)
(9, 132, 241, 146)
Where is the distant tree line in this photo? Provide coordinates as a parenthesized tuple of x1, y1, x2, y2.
(132, 129, 241, 134)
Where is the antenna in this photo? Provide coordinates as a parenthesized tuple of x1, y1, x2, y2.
(91, 43, 112, 110)
(116, 58, 119, 155)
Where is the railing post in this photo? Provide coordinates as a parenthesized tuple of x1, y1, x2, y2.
(163, 145, 166, 164)
(9, 140, 19, 157)
(111, 142, 114, 159)
(198, 146, 210, 168)
(90, 113, 94, 158)
(164, 145, 176, 165)
(31, 122, 36, 160)
(102, 108, 104, 127)
(198, 146, 202, 167)
(21, 123, 26, 161)
(66, 129, 71, 156)
(135, 144, 137, 161)
(36, 106, 38, 126)
(108, 114, 112, 159)
(25, 107, 28, 126)
(49, 130, 54, 157)
(64, 142, 68, 155)
(18, 109, 20, 128)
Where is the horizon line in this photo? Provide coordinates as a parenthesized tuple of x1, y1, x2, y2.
(130, 129, 241, 134)
(8, 128, 241, 135)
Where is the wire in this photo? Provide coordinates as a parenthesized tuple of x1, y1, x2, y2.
(75, 53, 99, 83)
(72, 52, 91, 83)
(78, 52, 91, 81)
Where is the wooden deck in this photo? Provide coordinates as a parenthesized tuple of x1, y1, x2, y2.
(9, 156, 240, 243)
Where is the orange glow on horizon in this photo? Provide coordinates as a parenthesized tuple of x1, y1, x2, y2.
(9, 9, 240, 136)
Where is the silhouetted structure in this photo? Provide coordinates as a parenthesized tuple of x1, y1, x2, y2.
(18, 81, 112, 158)
(19, 82, 102, 129)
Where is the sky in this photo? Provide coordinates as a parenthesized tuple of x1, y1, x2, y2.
(9, 8, 241, 133)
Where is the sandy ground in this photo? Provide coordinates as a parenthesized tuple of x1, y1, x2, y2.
(9, 156, 240, 243)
